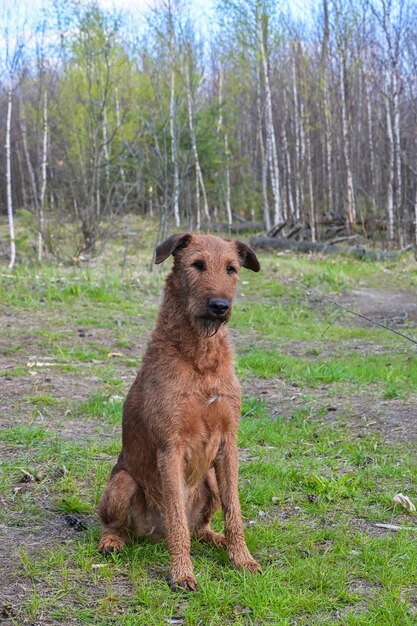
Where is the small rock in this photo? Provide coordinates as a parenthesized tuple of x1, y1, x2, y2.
(1, 602, 16, 618)
(55, 465, 69, 477)
(19, 470, 35, 483)
(109, 395, 123, 403)
(64, 515, 87, 531)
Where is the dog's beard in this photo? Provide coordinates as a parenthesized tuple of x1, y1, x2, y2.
(194, 316, 226, 338)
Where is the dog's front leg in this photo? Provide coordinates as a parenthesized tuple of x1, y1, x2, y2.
(215, 437, 261, 573)
(157, 449, 197, 591)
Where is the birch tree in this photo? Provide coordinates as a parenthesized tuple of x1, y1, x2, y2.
(167, 6, 180, 227)
(37, 25, 49, 261)
(2, 7, 24, 268)
(321, 0, 334, 215)
(331, 0, 356, 233)
(258, 7, 281, 223)
(217, 69, 233, 231)
(291, 49, 303, 222)
(184, 42, 209, 228)
(19, 90, 40, 222)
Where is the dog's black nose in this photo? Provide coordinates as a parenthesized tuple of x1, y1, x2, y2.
(209, 299, 230, 316)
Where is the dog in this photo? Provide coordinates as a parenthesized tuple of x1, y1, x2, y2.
(99, 232, 261, 591)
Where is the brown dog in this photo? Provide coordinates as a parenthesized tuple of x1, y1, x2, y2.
(98, 233, 261, 591)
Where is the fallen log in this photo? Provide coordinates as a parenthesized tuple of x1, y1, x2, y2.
(249, 236, 401, 261)
(204, 221, 263, 233)
(286, 224, 303, 239)
(328, 235, 359, 245)
(267, 221, 287, 237)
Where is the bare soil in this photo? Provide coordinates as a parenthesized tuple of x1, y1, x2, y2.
(345, 287, 417, 327)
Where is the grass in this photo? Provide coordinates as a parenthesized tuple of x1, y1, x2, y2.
(5, 406, 417, 625)
(237, 350, 417, 397)
(1, 216, 417, 624)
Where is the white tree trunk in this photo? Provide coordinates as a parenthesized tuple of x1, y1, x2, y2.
(365, 70, 377, 214)
(299, 98, 306, 222)
(256, 62, 271, 231)
(292, 53, 303, 222)
(259, 17, 281, 224)
(102, 105, 110, 193)
(385, 80, 395, 241)
(195, 167, 200, 231)
(340, 54, 356, 233)
(39, 86, 48, 261)
(224, 132, 232, 231)
(6, 82, 16, 269)
(321, 0, 332, 215)
(323, 76, 333, 215)
(218, 70, 232, 231)
(19, 95, 39, 216)
(393, 70, 403, 245)
(282, 91, 294, 220)
(115, 87, 126, 186)
(170, 68, 180, 227)
(304, 108, 316, 241)
(185, 62, 209, 224)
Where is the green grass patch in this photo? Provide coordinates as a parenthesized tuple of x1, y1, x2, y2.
(0, 425, 51, 447)
(0, 365, 27, 377)
(238, 349, 416, 396)
(74, 392, 123, 424)
(25, 394, 58, 406)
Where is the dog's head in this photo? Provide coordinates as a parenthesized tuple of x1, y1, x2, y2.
(155, 233, 260, 336)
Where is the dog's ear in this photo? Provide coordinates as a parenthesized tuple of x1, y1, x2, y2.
(235, 241, 261, 272)
(154, 233, 192, 264)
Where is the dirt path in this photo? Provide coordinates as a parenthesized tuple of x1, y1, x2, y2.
(345, 287, 417, 327)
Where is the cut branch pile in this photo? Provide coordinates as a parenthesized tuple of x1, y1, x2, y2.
(249, 236, 401, 261)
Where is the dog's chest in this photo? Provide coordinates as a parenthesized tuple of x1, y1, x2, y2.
(178, 369, 240, 484)
(184, 429, 220, 484)
(182, 395, 232, 485)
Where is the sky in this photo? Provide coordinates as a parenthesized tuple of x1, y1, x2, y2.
(2, 0, 308, 35)
(0, 0, 309, 68)
(1, 0, 216, 29)
(0, 0, 216, 59)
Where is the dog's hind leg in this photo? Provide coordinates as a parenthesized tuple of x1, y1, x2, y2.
(98, 469, 138, 553)
(195, 469, 226, 548)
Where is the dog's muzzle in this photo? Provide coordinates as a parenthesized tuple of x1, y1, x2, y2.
(208, 299, 230, 317)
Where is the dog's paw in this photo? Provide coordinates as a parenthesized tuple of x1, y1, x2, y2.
(240, 557, 262, 574)
(231, 554, 262, 574)
(99, 534, 125, 554)
(197, 528, 227, 548)
(169, 573, 198, 592)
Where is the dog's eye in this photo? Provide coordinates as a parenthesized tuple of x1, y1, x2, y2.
(226, 265, 237, 275)
(192, 261, 205, 271)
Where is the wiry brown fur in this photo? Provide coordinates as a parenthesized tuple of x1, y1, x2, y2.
(98, 233, 261, 591)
